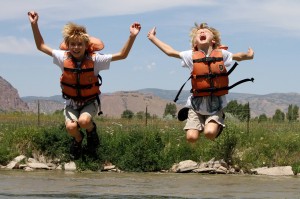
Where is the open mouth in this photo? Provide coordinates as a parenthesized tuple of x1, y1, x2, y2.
(71, 51, 81, 55)
(200, 35, 206, 41)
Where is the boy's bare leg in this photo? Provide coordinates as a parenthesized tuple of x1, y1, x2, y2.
(186, 129, 200, 143)
(204, 121, 220, 140)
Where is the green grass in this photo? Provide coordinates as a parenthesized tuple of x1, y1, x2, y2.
(0, 112, 300, 173)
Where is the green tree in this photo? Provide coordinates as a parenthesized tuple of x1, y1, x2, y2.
(272, 109, 285, 122)
(135, 111, 151, 120)
(121, 109, 134, 119)
(224, 100, 250, 122)
(163, 103, 177, 118)
(258, 113, 268, 122)
(286, 104, 299, 122)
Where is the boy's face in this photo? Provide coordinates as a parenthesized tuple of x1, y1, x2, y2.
(68, 38, 88, 60)
(194, 28, 215, 48)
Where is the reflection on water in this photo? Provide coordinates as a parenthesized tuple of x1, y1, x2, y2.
(0, 170, 299, 199)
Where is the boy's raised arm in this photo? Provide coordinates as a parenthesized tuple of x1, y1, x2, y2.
(232, 47, 254, 61)
(28, 11, 53, 57)
(147, 27, 180, 58)
(111, 22, 141, 61)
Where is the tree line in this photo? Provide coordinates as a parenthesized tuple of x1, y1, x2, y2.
(121, 100, 299, 122)
(224, 100, 299, 122)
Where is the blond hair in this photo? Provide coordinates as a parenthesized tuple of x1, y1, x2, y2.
(62, 22, 89, 47)
(190, 22, 221, 50)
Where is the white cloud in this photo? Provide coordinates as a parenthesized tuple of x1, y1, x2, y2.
(169, 70, 176, 75)
(0, 0, 217, 22)
(219, 0, 300, 33)
(0, 36, 36, 55)
(146, 62, 156, 70)
(3, 0, 300, 34)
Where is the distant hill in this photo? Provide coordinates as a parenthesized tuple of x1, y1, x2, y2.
(1, 76, 300, 118)
(138, 88, 300, 118)
(21, 92, 184, 118)
(0, 76, 29, 112)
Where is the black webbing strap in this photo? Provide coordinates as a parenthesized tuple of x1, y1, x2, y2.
(98, 74, 102, 86)
(174, 62, 240, 102)
(227, 77, 254, 90)
(226, 62, 238, 76)
(174, 76, 191, 102)
(62, 93, 98, 101)
(192, 62, 238, 79)
(192, 77, 254, 94)
(61, 82, 99, 89)
(193, 57, 223, 63)
(63, 67, 94, 73)
(61, 74, 102, 89)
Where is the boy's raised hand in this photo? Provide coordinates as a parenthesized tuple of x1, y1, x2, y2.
(247, 47, 254, 59)
(147, 27, 156, 40)
(130, 22, 141, 37)
(28, 11, 38, 24)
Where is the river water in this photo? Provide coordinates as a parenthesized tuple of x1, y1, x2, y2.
(0, 170, 299, 199)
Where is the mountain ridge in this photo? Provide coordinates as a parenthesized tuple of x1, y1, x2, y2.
(1, 76, 299, 118)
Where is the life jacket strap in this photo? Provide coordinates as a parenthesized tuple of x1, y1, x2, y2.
(63, 67, 94, 73)
(174, 76, 191, 103)
(173, 62, 240, 102)
(191, 77, 254, 94)
(193, 57, 223, 63)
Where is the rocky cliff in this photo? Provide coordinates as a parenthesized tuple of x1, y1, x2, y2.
(0, 76, 29, 112)
(1, 76, 300, 118)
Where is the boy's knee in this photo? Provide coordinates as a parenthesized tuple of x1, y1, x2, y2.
(204, 131, 217, 140)
(204, 122, 221, 140)
(204, 127, 220, 140)
(186, 129, 200, 143)
(78, 115, 92, 129)
(65, 121, 79, 134)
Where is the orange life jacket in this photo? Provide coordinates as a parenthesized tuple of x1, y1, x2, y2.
(191, 49, 228, 96)
(60, 52, 101, 102)
(173, 48, 254, 103)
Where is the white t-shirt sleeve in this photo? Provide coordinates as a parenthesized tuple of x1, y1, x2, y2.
(179, 49, 234, 69)
(93, 53, 112, 75)
(52, 50, 112, 75)
(179, 50, 193, 71)
(221, 49, 234, 67)
(52, 50, 66, 72)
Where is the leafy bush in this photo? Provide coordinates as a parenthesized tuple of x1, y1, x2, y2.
(32, 123, 70, 161)
(1, 113, 300, 173)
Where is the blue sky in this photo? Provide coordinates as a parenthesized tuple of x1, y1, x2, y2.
(0, 0, 299, 97)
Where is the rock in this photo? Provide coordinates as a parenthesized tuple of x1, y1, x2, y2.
(198, 162, 208, 168)
(103, 165, 116, 171)
(14, 155, 26, 162)
(213, 162, 221, 169)
(5, 155, 26, 169)
(219, 159, 228, 168)
(175, 160, 198, 173)
(193, 167, 216, 173)
(64, 162, 76, 171)
(6, 161, 19, 169)
(47, 163, 57, 170)
(0, 76, 29, 112)
(207, 158, 215, 168)
(27, 158, 38, 163)
(251, 166, 294, 176)
(216, 166, 228, 174)
(27, 162, 50, 170)
(24, 166, 34, 171)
